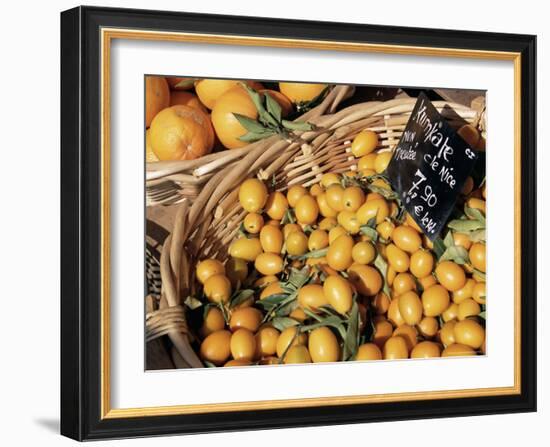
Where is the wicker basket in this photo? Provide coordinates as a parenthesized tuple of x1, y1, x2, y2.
(144, 85, 484, 369)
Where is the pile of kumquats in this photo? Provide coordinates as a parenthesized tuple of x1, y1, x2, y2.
(188, 128, 487, 368)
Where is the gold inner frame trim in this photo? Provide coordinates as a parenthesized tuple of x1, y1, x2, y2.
(100, 27, 522, 419)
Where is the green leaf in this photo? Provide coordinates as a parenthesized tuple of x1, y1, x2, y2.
(264, 91, 283, 123)
(319, 305, 339, 317)
(271, 317, 300, 332)
(433, 237, 447, 259)
(367, 184, 398, 200)
(468, 229, 486, 242)
(281, 119, 314, 132)
(395, 202, 407, 223)
(237, 222, 247, 239)
(443, 231, 455, 248)
(174, 78, 196, 89)
(447, 219, 485, 232)
(343, 301, 360, 361)
(218, 302, 230, 324)
(203, 360, 217, 368)
(287, 267, 312, 289)
(240, 83, 267, 114)
(360, 225, 378, 242)
(259, 112, 280, 129)
(300, 315, 345, 333)
(473, 269, 486, 280)
(374, 253, 391, 296)
(359, 173, 390, 183)
(289, 248, 328, 260)
(374, 253, 387, 277)
(294, 86, 331, 113)
(238, 130, 276, 143)
(233, 113, 269, 134)
(275, 299, 299, 317)
(341, 174, 359, 188)
(478, 311, 486, 320)
(439, 245, 470, 264)
(240, 83, 279, 128)
(281, 208, 296, 225)
(465, 205, 486, 223)
(229, 289, 255, 308)
(281, 284, 297, 294)
(255, 293, 290, 310)
(303, 308, 324, 322)
(183, 295, 203, 310)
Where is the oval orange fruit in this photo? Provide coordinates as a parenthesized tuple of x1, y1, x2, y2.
(150, 105, 214, 160)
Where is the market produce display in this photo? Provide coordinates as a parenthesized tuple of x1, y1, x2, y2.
(146, 77, 327, 158)
(145, 76, 486, 368)
(192, 165, 485, 367)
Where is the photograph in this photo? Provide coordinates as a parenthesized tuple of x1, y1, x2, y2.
(58, 5, 537, 440)
(144, 77, 487, 370)
(1, 0, 546, 443)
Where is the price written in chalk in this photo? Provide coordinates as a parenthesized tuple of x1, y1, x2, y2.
(386, 93, 479, 239)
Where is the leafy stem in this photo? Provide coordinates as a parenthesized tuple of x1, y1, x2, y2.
(292, 85, 331, 115)
(234, 83, 315, 143)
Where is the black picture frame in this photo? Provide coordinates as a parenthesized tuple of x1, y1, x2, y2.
(61, 5, 537, 441)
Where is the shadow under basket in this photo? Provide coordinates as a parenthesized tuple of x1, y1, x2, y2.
(144, 84, 485, 369)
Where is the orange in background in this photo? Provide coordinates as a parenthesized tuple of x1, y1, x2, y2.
(169, 90, 208, 113)
(279, 82, 327, 103)
(145, 76, 170, 128)
(150, 105, 214, 161)
(195, 79, 264, 110)
(212, 86, 290, 150)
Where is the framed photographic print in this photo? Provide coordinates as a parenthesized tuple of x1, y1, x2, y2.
(60, 6, 537, 441)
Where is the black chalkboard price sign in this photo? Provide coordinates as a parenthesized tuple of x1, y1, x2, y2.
(386, 93, 479, 239)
